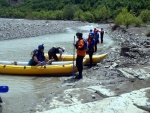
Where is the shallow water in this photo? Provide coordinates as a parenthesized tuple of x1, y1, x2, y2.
(0, 24, 114, 113)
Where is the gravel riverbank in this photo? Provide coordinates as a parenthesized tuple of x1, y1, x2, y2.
(0, 19, 150, 113)
(0, 18, 89, 40)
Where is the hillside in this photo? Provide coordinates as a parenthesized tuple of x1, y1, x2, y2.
(0, 0, 150, 24)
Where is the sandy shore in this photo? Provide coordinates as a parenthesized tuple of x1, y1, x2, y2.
(0, 18, 150, 113)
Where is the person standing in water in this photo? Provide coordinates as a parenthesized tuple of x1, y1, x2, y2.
(100, 28, 104, 43)
(94, 30, 99, 52)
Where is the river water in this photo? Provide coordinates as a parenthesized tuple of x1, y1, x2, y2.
(0, 24, 114, 113)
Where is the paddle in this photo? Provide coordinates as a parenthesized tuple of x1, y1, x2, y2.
(0, 86, 9, 93)
(72, 36, 75, 77)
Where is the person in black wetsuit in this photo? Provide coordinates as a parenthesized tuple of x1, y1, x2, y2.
(48, 47, 65, 61)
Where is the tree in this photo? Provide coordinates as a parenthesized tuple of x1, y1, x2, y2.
(0, 0, 10, 7)
(94, 6, 111, 21)
(115, 8, 135, 28)
(54, 10, 63, 20)
(73, 9, 83, 21)
(139, 9, 150, 24)
(83, 11, 94, 22)
(63, 5, 78, 20)
(133, 17, 142, 27)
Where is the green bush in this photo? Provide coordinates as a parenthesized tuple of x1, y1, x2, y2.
(133, 17, 142, 27)
(83, 11, 94, 22)
(139, 10, 150, 24)
(73, 9, 83, 21)
(25, 11, 42, 19)
(63, 5, 78, 20)
(114, 8, 135, 28)
(54, 10, 63, 20)
(94, 6, 111, 21)
(0, 0, 10, 7)
(79, 14, 86, 22)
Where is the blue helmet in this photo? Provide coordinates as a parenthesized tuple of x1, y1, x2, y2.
(38, 44, 44, 50)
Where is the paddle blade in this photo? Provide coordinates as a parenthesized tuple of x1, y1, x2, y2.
(0, 86, 9, 93)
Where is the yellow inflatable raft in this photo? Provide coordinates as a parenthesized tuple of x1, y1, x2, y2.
(45, 53, 108, 64)
(0, 60, 86, 75)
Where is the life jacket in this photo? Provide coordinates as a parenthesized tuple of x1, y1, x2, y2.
(101, 30, 104, 34)
(94, 28, 97, 33)
(94, 33, 99, 41)
(76, 39, 88, 50)
(88, 38, 95, 49)
(32, 49, 45, 61)
(75, 39, 86, 56)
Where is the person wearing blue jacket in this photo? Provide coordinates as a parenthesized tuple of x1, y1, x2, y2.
(94, 30, 99, 52)
(28, 44, 48, 66)
(87, 32, 95, 67)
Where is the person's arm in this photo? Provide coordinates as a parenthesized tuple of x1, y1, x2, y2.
(77, 40, 84, 50)
(59, 49, 63, 59)
(44, 56, 49, 62)
(33, 56, 40, 64)
(43, 55, 52, 63)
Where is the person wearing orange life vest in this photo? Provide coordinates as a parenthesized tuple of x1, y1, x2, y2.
(73, 32, 86, 79)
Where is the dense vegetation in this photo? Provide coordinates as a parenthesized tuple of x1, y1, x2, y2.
(0, 0, 150, 27)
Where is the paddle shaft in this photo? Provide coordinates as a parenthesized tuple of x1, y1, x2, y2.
(72, 36, 75, 76)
